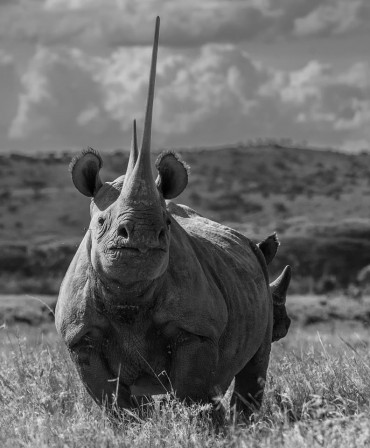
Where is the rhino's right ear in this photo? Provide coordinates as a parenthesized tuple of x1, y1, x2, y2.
(69, 148, 103, 197)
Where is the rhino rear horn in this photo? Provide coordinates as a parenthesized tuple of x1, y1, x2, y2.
(69, 147, 103, 197)
(270, 265, 291, 305)
(125, 119, 139, 178)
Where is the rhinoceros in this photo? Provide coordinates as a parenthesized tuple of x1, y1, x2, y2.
(55, 17, 291, 421)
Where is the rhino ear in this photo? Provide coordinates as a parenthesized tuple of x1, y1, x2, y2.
(69, 148, 103, 197)
(155, 151, 189, 199)
(258, 233, 280, 265)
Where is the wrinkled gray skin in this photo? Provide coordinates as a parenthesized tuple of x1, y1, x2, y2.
(257, 234, 291, 342)
(56, 17, 281, 422)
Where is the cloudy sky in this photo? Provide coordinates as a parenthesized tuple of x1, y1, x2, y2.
(0, 0, 369, 154)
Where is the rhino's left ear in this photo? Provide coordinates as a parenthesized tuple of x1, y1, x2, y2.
(69, 147, 103, 197)
(155, 151, 189, 199)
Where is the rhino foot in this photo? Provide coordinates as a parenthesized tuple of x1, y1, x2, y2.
(231, 336, 271, 421)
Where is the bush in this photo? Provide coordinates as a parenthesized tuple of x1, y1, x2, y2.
(274, 202, 289, 214)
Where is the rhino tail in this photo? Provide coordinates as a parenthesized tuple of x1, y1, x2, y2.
(258, 232, 280, 265)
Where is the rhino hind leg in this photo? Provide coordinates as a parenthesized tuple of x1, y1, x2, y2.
(231, 338, 271, 420)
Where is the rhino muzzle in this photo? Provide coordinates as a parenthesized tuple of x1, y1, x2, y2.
(116, 220, 167, 251)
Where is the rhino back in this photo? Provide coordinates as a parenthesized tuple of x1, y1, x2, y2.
(155, 203, 272, 374)
(167, 202, 269, 286)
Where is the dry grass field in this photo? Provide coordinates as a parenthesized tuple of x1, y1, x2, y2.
(1, 294, 370, 447)
(1, 320, 370, 447)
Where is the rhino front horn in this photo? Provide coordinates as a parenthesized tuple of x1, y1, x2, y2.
(121, 17, 160, 203)
(140, 16, 160, 159)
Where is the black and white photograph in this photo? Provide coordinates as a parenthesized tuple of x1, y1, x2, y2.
(0, 0, 369, 446)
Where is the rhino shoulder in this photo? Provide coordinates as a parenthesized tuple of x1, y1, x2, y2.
(168, 202, 270, 289)
(55, 232, 105, 347)
(154, 207, 271, 342)
(168, 202, 247, 245)
(166, 202, 202, 219)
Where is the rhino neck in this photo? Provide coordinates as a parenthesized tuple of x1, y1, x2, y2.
(94, 269, 167, 306)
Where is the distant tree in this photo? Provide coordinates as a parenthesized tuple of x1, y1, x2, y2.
(274, 202, 288, 214)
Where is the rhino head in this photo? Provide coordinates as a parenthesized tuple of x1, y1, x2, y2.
(69, 17, 188, 287)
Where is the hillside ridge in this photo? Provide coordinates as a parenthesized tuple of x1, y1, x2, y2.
(1, 142, 370, 294)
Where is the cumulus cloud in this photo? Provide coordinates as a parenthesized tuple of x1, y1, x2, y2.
(0, 0, 277, 48)
(6, 36, 369, 153)
(9, 47, 56, 139)
(0, 0, 368, 153)
(0, 0, 369, 51)
(97, 44, 267, 135)
(76, 105, 100, 126)
(7, 43, 274, 149)
(0, 49, 13, 65)
(0, 51, 19, 141)
(7, 46, 116, 150)
(258, 60, 370, 149)
(294, 0, 365, 37)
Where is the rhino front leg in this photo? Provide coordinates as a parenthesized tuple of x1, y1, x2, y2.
(170, 332, 225, 423)
(70, 332, 133, 412)
(231, 338, 271, 421)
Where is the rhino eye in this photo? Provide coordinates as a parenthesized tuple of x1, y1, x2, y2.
(97, 217, 105, 227)
(166, 218, 171, 228)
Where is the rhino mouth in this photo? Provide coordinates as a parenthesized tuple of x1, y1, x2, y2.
(107, 245, 166, 255)
(109, 246, 142, 254)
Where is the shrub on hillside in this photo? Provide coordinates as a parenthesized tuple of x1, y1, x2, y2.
(274, 202, 289, 215)
(208, 192, 263, 215)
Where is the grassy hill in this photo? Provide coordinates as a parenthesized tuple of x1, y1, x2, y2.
(1, 142, 370, 293)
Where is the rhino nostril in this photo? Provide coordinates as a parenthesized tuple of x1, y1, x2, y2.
(117, 224, 129, 239)
(158, 228, 166, 242)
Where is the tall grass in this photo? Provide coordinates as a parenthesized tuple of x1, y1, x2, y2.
(1, 325, 370, 447)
